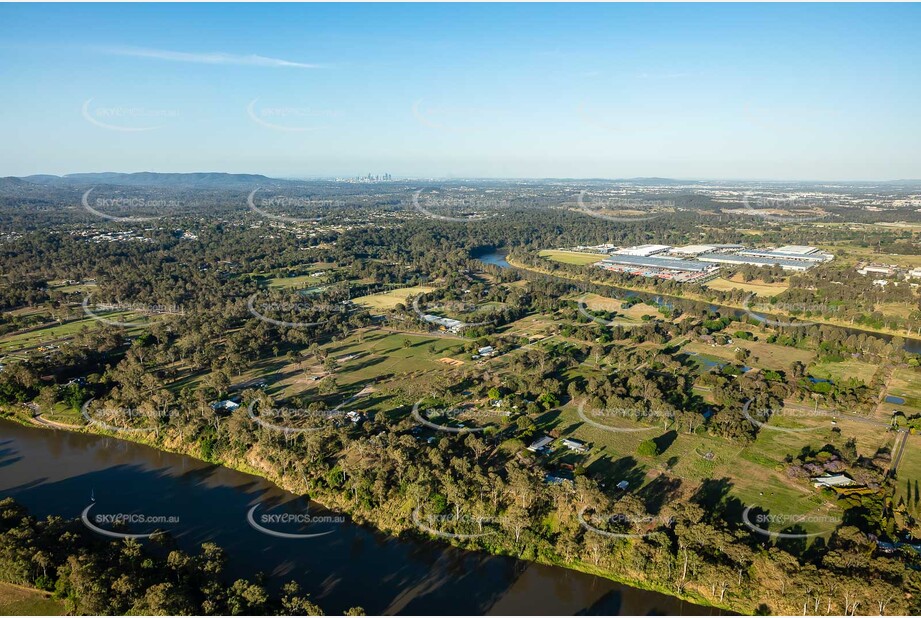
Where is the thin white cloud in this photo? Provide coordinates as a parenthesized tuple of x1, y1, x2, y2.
(98, 46, 321, 69)
(637, 71, 695, 79)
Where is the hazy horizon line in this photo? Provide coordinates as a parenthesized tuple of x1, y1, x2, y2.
(7, 171, 921, 185)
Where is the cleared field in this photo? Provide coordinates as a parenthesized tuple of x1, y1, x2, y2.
(683, 339, 813, 372)
(895, 434, 921, 514)
(888, 367, 921, 413)
(749, 406, 893, 475)
(353, 286, 437, 310)
(704, 275, 789, 297)
(737, 340, 814, 371)
(810, 359, 880, 385)
(0, 582, 64, 616)
(165, 327, 465, 399)
(875, 222, 921, 230)
(573, 294, 661, 325)
(548, 401, 842, 534)
(269, 329, 467, 404)
(49, 280, 99, 294)
(575, 292, 621, 312)
(816, 243, 920, 268)
(619, 302, 666, 322)
(2, 306, 48, 318)
(261, 263, 335, 289)
(875, 302, 918, 320)
(267, 274, 328, 289)
(539, 249, 604, 266)
(0, 312, 147, 353)
(497, 314, 558, 340)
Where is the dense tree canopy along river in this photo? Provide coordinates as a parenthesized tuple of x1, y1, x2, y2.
(0, 420, 722, 616)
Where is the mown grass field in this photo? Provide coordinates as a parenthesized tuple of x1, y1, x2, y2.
(265, 329, 468, 406)
(353, 286, 438, 310)
(538, 249, 605, 266)
(810, 358, 880, 385)
(0, 582, 64, 616)
(682, 339, 814, 372)
(888, 367, 921, 414)
(574, 293, 662, 325)
(0, 312, 147, 353)
(164, 327, 467, 402)
(575, 292, 620, 311)
(895, 434, 921, 513)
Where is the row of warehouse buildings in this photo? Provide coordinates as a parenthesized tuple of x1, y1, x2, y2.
(592, 244, 833, 283)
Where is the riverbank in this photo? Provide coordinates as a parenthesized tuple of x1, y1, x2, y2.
(0, 407, 734, 615)
(506, 254, 921, 344)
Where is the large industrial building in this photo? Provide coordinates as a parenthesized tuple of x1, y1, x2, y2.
(696, 253, 816, 271)
(669, 244, 744, 256)
(591, 243, 832, 281)
(612, 244, 672, 257)
(600, 254, 714, 272)
(598, 254, 719, 283)
(736, 245, 833, 265)
(698, 245, 833, 271)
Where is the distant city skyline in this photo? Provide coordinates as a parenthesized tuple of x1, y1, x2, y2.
(1, 3, 919, 180)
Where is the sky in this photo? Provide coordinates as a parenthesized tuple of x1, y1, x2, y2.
(0, 3, 919, 181)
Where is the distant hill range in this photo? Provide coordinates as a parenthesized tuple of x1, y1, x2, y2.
(16, 172, 277, 189)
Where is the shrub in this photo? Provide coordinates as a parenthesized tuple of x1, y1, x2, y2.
(637, 439, 660, 457)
